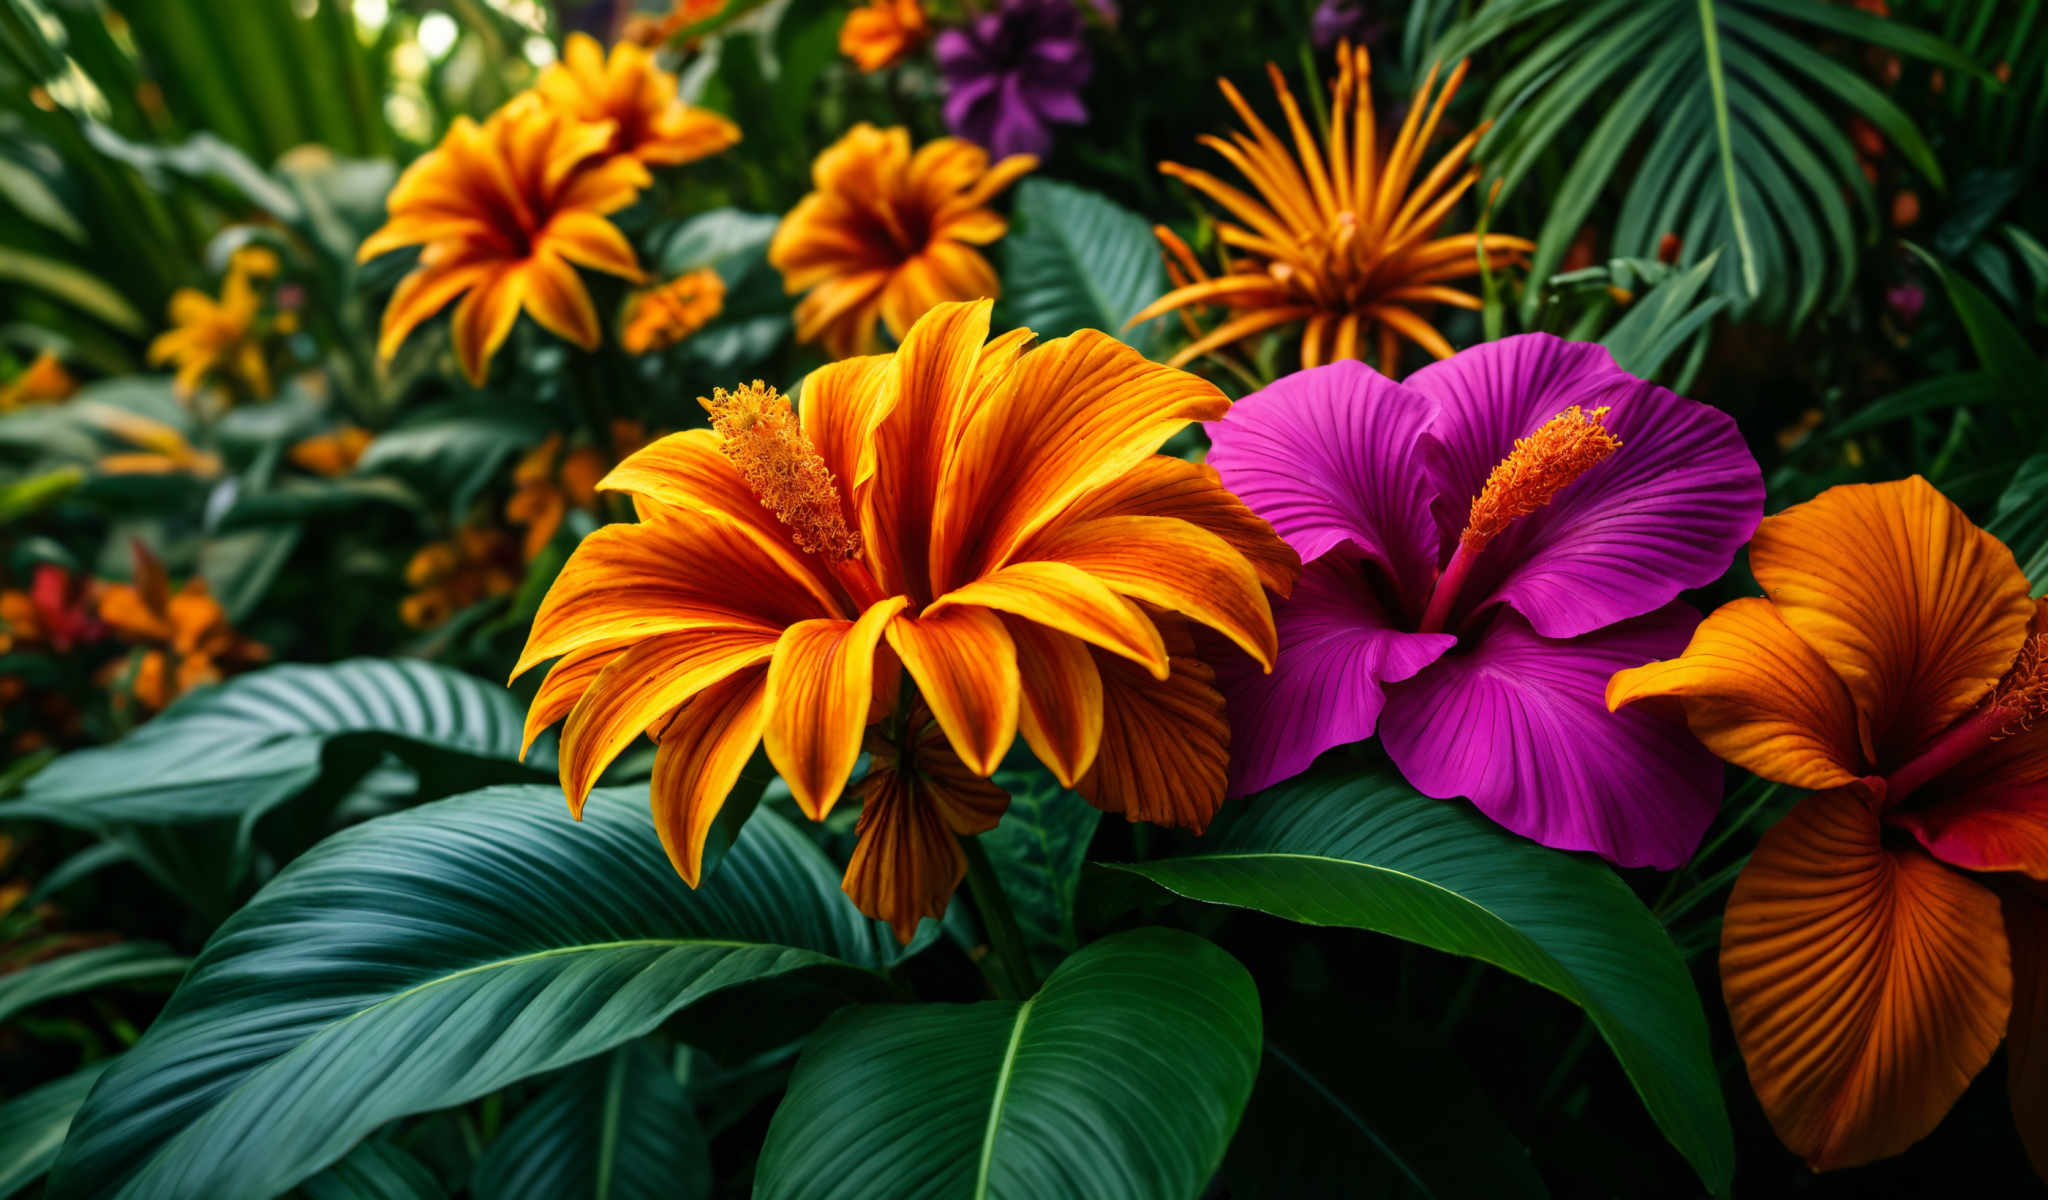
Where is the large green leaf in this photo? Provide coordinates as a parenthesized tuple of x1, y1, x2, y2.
(0, 659, 548, 909)
(979, 772, 1100, 976)
(0, 1059, 112, 1200)
(0, 942, 188, 1025)
(1001, 178, 1172, 356)
(1103, 765, 1733, 1194)
(351, 407, 550, 523)
(49, 786, 905, 1200)
(755, 928, 1260, 1200)
(302, 1141, 448, 1200)
(471, 1041, 710, 1200)
(1991, 452, 2048, 596)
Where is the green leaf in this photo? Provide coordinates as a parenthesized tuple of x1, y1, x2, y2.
(0, 942, 189, 1026)
(1102, 765, 1733, 1194)
(351, 407, 550, 523)
(49, 786, 905, 1200)
(1990, 452, 2048, 597)
(79, 124, 303, 225)
(0, 246, 147, 335)
(755, 928, 1260, 1200)
(0, 154, 86, 242)
(1909, 243, 2043, 401)
(1001, 179, 1172, 356)
(979, 772, 1099, 976)
(302, 1140, 448, 1200)
(0, 1059, 113, 1200)
(471, 1042, 710, 1200)
(1595, 251, 1729, 381)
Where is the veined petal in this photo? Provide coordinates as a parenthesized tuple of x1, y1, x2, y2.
(1004, 617, 1103, 788)
(520, 251, 601, 349)
(1608, 597, 1866, 791)
(842, 725, 1009, 943)
(1721, 788, 2011, 1170)
(1078, 619, 1232, 833)
(797, 351, 895, 519)
(1058, 456, 1300, 597)
(650, 667, 769, 886)
(1216, 553, 1454, 797)
(450, 268, 526, 387)
(377, 259, 498, 360)
(1206, 359, 1441, 613)
(927, 560, 1166, 676)
(1891, 779, 2048, 879)
(522, 643, 617, 760)
(864, 299, 992, 600)
(2005, 886, 2048, 1181)
(1379, 602, 1723, 869)
(1750, 476, 2034, 764)
(543, 209, 643, 278)
(559, 628, 778, 810)
(885, 605, 1019, 776)
(763, 596, 909, 820)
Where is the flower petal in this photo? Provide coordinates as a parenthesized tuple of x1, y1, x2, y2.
(519, 251, 601, 349)
(1205, 359, 1440, 615)
(522, 643, 616, 760)
(927, 560, 1165, 675)
(450, 267, 526, 387)
(1078, 618, 1232, 833)
(1749, 476, 2034, 764)
(1721, 788, 2011, 1170)
(1891, 776, 2048, 879)
(1378, 602, 1722, 868)
(1407, 333, 1763, 637)
(864, 299, 992, 599)
(842, 725, 1009, 943)
(1216, 553, 1455, 797)
(1003, 617, 1102, 788)
(650, 667, 769, 887)
(885, 605, 1019, 776)
(559, 628, 779, 810)
(1607, 596, 1866, 792)
(797, 351, 895, 521)
(1060, 456, 1301, 597)
(763, 596, 909, 821)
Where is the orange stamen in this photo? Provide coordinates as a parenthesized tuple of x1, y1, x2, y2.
(701, 381, 862, 561)
(1991, 632, 2048, 735)
(1462, 406, 1620, 550)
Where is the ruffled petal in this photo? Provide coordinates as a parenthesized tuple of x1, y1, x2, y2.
(1607, 597, 1866, 791)
(885, 605, 1019, 776)
(1205, 359, 1440, 615)
(1720, 788, 2011, 1170)
(1749, 476, 2034, 765)
(1408, 333, 1763, 637)
(1078, 618, 1232, 833)
(1003, 616, 1102, 788)
(1378, 602, 1722, 868)
(650, 667, 769, 886)
(763, 596, 909, 820)
(1216, 553, 1455, 797)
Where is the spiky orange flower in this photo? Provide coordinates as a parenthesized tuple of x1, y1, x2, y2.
(841, 0, 928, 72)
(98, 541, 266, 713)
(0, 349, 76, 412)
(1132, 43, 1532, 376)
(359, 96, 651, 386)
(515, 300, 1297, 939)
(148, 258, 274, 399)
(769, 125, 1035, 359)
(288, 426, 374, 477)
(401, 525, 522, 630)
(619, 268, 724, 354)
(534, 33, 739, 168)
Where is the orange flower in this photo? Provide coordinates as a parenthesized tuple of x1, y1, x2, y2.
(81, 403, 222, 477)
(1131, 43, 1531, 376)
(402, 524, 523, 629)
(840, 0, 928, 72)
(619, 268, 724, 354)
(359, 96, 651, 386)
(515, 300, 1297, 939)
(535, 33, 739, 168)
(769, 124, 1034, 359)
(98, 541, 266, 713)
(0, 349, 76, 412)
(505, 421, 649, 560)
(148, 259, 274, 399)
(1609, 477, 2048, 1173)
(621, 0, 725, 47)
(288, 426, 374, 477)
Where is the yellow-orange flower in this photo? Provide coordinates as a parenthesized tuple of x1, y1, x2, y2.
(0, 350, 76, 412)
(1610, 477, 2048, 1172)
(148, 260, 273, 399)
(840, 0, 928, 72)
(505, 421, 648, 560)
(769, 124, 1035, 359)
(359, 96, 652, 387)
(98, 541, 266, 713)
(622, 0, 725, 47)
(1132, 44, 1532, 376)
(288, 426, 374, 477)
(81, 403, 222, 477)
(515, 300, 1297, 939)
(619, 268, 724, 354)
(535, 33, 740, 168)
(402, 524, 523, 629)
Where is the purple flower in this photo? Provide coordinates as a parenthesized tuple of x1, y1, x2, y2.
(1312, 0, 1383, 51)
(935, 0, 1092, 160)
(1207, 335, 1764, 867)
(1886, 282, 1925, 326)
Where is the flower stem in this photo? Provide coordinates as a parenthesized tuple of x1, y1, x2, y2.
(960, 834, 1038, 1001)
(1418, 538, 1480, 634)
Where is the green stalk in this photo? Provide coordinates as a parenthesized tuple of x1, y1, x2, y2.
(960, 834, 1038, 1001)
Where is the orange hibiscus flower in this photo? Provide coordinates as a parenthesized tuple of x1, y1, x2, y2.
(359, 96, 651, 386)
(769, 124, 1034, 359)
(514, 300, 1296, 939)
(1610, 476, 2048, 1174)
(534, 33, 739, 167)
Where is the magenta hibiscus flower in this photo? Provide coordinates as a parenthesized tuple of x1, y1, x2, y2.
(1207, 335, 1764, 868)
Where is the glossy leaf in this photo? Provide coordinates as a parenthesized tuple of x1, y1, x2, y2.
(49, 786, 904, 1200)
(979, 773, 1100, 975)
(471, 1041, 710, 1200)
(1103, 765, 1733, 1194)
(0, 942, 188, 1026)
(0, 1059, 112, 1200)
(301, 1141, 448, 1200)
(1001, 179, 1171, 356)
(755, 928, 1260, 1200)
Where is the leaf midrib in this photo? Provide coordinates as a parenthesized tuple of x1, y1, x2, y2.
(973, 994, 1036, 1199)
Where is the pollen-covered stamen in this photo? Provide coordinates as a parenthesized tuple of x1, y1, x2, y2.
(1991, 632, 2048, 735)
(1462, 406, 1620, 550)
(701, 381, 862, 561)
